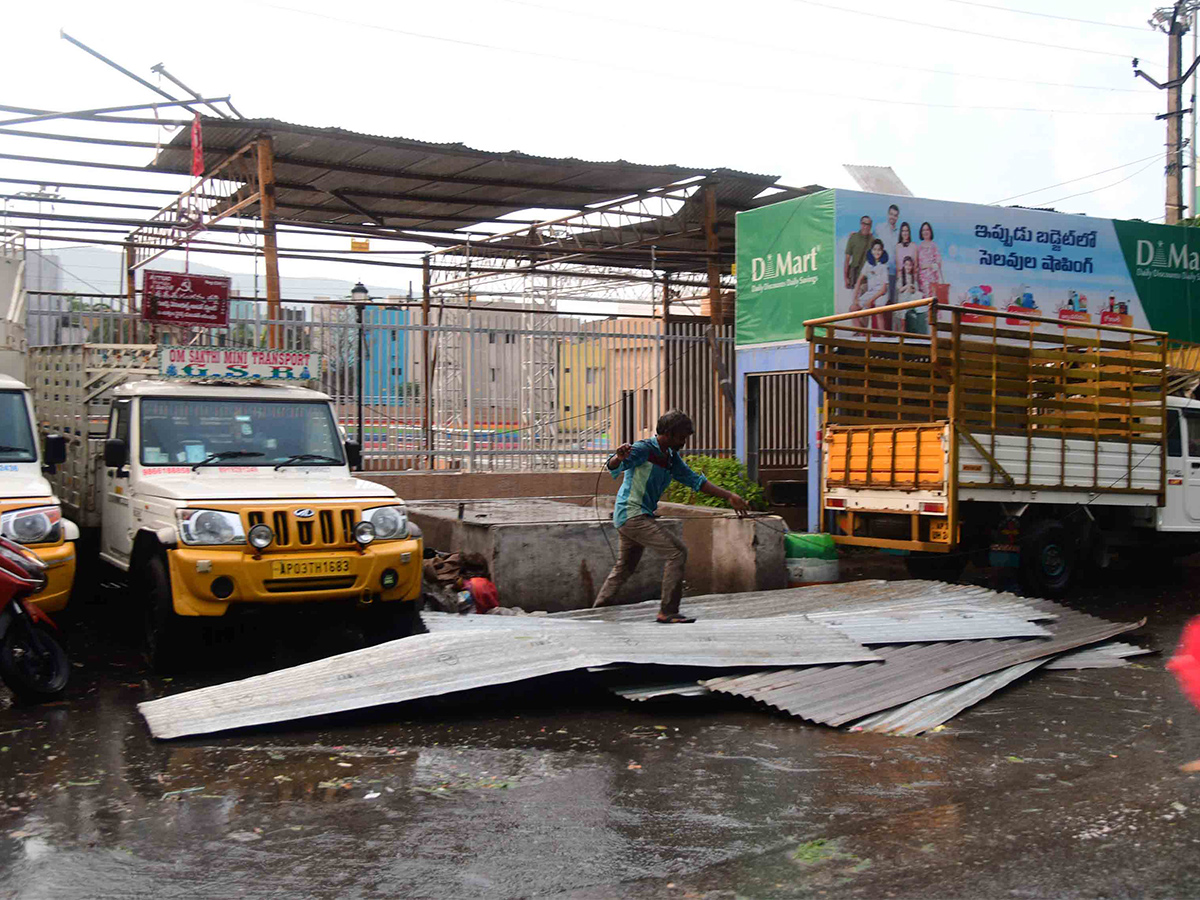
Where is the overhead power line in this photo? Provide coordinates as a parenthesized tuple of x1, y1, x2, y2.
(1039, 159, 1162, 207)
(249, 1, 1154, 116)
(991, 152, 1164, 204)
(498, 0, 1144, 93)
(788, 0, 1136, 58)
(939, 0, 1156, 33)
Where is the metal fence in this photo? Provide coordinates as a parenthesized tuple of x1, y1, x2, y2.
(26, 292, 735, 472)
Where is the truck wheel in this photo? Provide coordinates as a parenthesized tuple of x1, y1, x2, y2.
(1018, 519, 1076, 598)
(143, 557, 192, 673)
(904, 551, 967, 583)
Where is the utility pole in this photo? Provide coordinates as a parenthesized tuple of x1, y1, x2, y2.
(1136, 3, 1199, 223)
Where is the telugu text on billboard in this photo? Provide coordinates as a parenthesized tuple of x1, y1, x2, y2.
(142, 270, 231, 327)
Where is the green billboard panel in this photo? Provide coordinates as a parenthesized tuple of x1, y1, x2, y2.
(737, 187, 1200, 346)
(736, 190, 835, 345)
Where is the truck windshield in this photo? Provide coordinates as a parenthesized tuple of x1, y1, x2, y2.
(139, 398, 344, 468)
(0, 392, 36, 463)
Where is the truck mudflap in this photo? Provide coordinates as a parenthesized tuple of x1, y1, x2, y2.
(164, 539, 423, 616)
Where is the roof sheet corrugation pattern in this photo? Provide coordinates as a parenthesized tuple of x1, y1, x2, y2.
(148, 117, 781, 267)
(138, 615, 877, 740)
(849, 660, 1048, 736)
(554, 580, 1055, 625)
(701, 599, 1141, 727)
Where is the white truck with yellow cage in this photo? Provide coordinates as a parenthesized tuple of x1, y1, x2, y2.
(28, 344, 424, 669)
(807, 298, 1200, 598)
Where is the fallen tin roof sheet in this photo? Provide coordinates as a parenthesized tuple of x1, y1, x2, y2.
(435, 607, 1053, 643)
(138, 617, 878, 740)
(554, 581, 1055, 625)
(848, 660, 1048, 736)
(1042, 641, 1152, 669)
(701, 600, 1142, 727)
(610, 683, 713, 701)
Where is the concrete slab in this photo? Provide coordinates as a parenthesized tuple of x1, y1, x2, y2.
(409, 498, 787, 612)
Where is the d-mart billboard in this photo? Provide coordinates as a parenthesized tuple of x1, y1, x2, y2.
(736, 188, 1200, 345)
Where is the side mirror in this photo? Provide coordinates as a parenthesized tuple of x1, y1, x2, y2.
(104, 438, 128, 470)
(44, 433, 66, 466)
(344, 440, 362, 471)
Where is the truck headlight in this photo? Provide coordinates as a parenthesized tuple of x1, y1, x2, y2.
(0, 505, 61, 544)
(177, 509, 246, 546)
(363, 505, 408, 540)
(247, 523, 274, 550)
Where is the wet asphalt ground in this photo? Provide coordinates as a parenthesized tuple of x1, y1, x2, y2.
(2, 557, 1200, 899)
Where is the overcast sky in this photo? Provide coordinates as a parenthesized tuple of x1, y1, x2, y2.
(0, 0, 1180, 290)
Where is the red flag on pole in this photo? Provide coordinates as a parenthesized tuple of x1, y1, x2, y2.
(190, 113, 204, 177)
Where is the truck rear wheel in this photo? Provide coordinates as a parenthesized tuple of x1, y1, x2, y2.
(904, 551, 966, 583)
(143, 557, 193, 673)
(1018, 519, 1076, 598)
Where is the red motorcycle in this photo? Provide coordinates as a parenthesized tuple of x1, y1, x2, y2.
(0, 536, 68, 703)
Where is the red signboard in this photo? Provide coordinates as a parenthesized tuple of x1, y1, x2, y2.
(142, 270, 230, 327)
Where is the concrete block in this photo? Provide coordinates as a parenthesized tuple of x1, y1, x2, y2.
(408, 499, 678, 613)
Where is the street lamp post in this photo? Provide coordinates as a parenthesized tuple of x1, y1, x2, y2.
(351, 281, 369, 449)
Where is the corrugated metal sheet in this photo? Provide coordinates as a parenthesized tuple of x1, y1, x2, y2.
(611, 683, 713, 701)
(849, 660, 1047, 736)
(554, 580, 1054, 625)
(847, 640, 1153, 735)
(1043, 641, 1152, 669)
(138, 616, 878, 740)
(147, 117, 782, 268)
(701, 599, 1142, 727)
(430, 607, 1052, 645)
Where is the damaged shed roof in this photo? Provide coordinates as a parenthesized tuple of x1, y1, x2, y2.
(147, 118, 813, 271)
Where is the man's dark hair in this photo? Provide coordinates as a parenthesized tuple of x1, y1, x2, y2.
(657, 409, 694, 437)
(888, 204, 900, 213)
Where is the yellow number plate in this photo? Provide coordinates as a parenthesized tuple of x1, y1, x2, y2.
(270, 558, 353, 578)
(929, 519, 950, 543)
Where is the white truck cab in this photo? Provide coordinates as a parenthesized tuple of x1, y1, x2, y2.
(30, 345, 423, 668)
(0, 374, 76, 613)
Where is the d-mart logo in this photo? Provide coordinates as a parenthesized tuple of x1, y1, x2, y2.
(1137, 238, 1200, 270)
(750, 246, 821, 282)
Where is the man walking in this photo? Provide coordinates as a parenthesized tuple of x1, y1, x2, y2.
(593, 410, 749, 623)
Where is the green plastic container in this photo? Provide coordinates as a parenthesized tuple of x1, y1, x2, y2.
(785, 532, 839, 560)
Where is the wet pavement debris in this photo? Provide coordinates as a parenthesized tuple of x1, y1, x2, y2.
(137, 580, 1144, 740)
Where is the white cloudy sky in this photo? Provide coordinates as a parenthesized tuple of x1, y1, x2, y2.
(0, 0, 1180, 290)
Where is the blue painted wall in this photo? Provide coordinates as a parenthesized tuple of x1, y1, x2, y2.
(734, 341, 821, 532)
(362, 305, 408, 404)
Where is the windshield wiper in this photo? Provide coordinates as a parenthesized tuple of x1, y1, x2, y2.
(274, 453, 342, 470)
(191, 450, 264, 471)
(0, 445, 28, 453)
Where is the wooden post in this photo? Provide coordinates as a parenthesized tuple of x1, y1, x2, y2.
(255, 135, 282, 349)
(422, 255, 433, 469)
(703, 183, 733, 451)
(124, 240, 137, 344)
(659, 272, 670, 420)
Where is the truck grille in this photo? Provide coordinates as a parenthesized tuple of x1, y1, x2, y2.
(246, 508, 359, 549)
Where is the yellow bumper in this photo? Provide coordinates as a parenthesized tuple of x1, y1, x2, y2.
(165, 538, 424, 617)
(28, 541, 76, 615)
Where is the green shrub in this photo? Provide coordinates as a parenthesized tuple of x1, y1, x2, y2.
(663, 455, 767, 511)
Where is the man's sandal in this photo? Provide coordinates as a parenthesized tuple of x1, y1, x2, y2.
(656, 614, 696, 624)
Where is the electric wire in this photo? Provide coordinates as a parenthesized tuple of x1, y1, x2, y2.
(246, 0, 1153, 117)
(497, 0, 1145, 94)
(788, 0, 1136, 58)
(1038, 159, 1162, 206)
(990, 152, 1164, 204)
(938, 0, 1157, 32)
